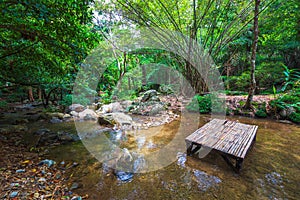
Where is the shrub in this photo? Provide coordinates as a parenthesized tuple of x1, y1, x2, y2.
(255, 109, 267, 118)
(186, 94, 225, 114)
(288, 112, 300, 124)
(0, 100, 8, 109)
(186, 94, 211, 113)
(60, 94, 91, 106)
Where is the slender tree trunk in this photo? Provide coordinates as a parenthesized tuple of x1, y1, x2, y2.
(127, 76, 131, 90)
(245, 0, 260, 109)
(38, 87, 42, 100)
(28, 86, 35, 102)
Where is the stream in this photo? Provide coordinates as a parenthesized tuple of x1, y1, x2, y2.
(2, 110, 300, 200)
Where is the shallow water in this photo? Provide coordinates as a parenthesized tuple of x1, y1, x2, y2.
(7, 111, 299, 200)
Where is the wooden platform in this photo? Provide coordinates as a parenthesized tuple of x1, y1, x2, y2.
(185, 119, 258, 172)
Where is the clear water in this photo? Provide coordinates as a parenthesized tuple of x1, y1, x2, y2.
(5, 110, 299, 200)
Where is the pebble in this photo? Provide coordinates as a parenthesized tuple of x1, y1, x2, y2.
(34, 192, 39, 198)
(16, 169, 25, 173)
(38, 159, 56, 167)
(70, 182, 79, 190)
(10, 191, 18, 198)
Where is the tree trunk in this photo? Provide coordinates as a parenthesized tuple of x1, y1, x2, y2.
(38, 87, 42, 100)
(244, 0, 260, 109)
(28, 86, 35, 102)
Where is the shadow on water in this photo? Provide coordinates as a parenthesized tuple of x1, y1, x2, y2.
(38, 114, 300, 200)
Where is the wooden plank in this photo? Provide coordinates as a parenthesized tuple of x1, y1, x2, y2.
(239, 126, 258, 158)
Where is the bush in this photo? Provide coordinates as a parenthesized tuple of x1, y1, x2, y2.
(255, 109, 267, 118)
(186, 94, 225, 114)
(60, 94, 91, 106)
(0, 100, 8, 109)
(186, 94, 211, 113)
(288, 112, 300, 124)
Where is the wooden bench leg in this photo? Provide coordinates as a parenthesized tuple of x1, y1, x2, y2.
(186, 142, 202, 156)
(187, 142, 193, 156)
(221, 154, 243, 173)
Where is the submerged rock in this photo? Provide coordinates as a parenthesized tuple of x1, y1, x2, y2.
(193, 170, 222, 192)
(50, 117, 63, 123)
(114, 171, 134, 182)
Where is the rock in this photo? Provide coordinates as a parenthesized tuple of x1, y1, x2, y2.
(70, 182, 81, 190)
(279, 107, 295, 118)
(35, 128, 51, 135)
(47, 112, 65, 119)
(159, 85, 173, 94)
(120, 100, 133, 109)
(38, 159, 56, 167)
(69, 104, 85, 112)
(98, 112, 133, 128)
(50, 117, 63, 123)
(71, 196, 83, 200)
(279, 120, 293, 124)
(98, 115, 115, 126)
(57, 131, 74, 142)
(98, 102, 124, 114)
(149, 103, 165, 115)
(10, 191, 19, 198)
(114, 171, 134, 182)
(279, 109, 287, 118)
(78, 109, 98, 121)
(16, 169, 25, 173)
(63, 114, 71, 119)
(286, 107, 296, 117)
(141, 90, 158, 102)
(70, 111, 79, 117)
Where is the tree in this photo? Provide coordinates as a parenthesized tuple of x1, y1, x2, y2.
(97, 0, 273, 94)
(245, 0, 260, 109)
(0, 0, 99, 103)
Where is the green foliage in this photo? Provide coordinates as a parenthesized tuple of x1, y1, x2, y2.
(270, 89, 300, 123)
(255, 109, 267, 118)
(186, 94, 211, 113)
(288, 112, 300, 124)
(60, 94, 91, 106)
(0, 0, 99, 92)
(0, 100, 8, 109)
(186, 94, 225, 114)
(255, 103, 268, 118)
(281, 65, 300, 92)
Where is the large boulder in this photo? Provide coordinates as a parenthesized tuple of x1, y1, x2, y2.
(78, 109, 98, 121)
(69, 104, 85, 112)
(141, 90, 159, 102)
(97, 102, 124, 114)
(98, 112, 133, 128)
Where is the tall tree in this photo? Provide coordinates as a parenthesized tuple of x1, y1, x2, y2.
(245, 0, 260, 109)
(98, 0, 272, 94)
